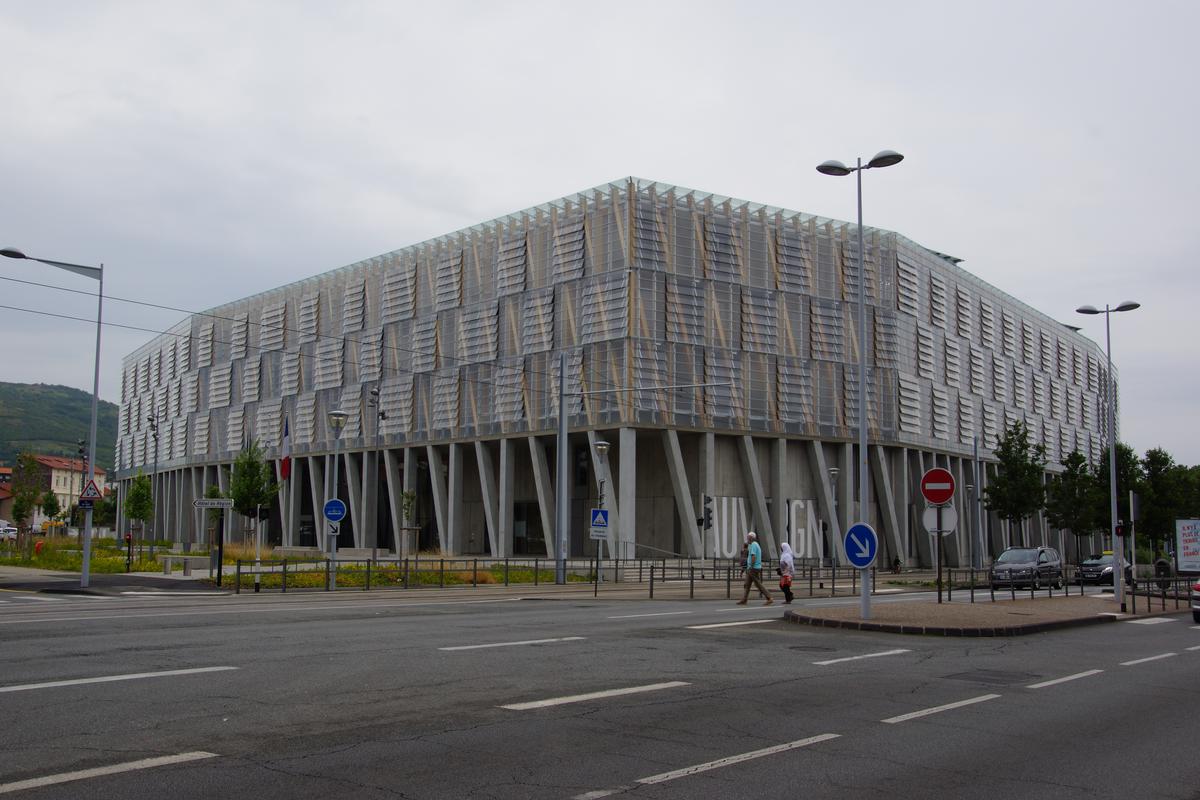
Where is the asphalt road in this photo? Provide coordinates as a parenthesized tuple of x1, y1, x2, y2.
(1, 588, 1197, 799)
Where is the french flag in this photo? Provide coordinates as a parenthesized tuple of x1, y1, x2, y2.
(280, 415, 291, 481)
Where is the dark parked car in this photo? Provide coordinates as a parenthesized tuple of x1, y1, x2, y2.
(1078, 553, 1116, 584)
(991, 546, 1064, 590)
(1192, 579, 1199, 623)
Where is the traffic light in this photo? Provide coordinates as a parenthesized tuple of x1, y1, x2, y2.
(1115, 520, 1126, 537)
(702, 495, 713, 530)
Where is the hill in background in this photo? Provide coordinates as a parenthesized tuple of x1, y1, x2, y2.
(0, 382, 118, 470)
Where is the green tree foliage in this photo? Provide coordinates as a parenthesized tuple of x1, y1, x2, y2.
(1045, 450, 1099, 560)
(10, 452, 43, 529)
(1139, 447, 1189, 557)
(984, 421, 1047, 547)
(0, 382, 118, 469)
(124, 471, 153, 531)
(40, 490, 61, 521)
(1091, 442, 1143, 532)
(230, 440, 277, 520)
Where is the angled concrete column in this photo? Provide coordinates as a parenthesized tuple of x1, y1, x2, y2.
(527, 436, 557, 559)
(618, 428, 636, 559)
(360, 451, 379, 551)
(447, 443, 463, 554)
(346, 451, 364, 548)
(737, 435, 776, 559)
(771, 438, 786, 555)
(661, 430, 700, 556)
(427, 445, 449, 553)
(307, 456, 326, 552)
(476, 440, 500, 556)
(896, 449, 910, 565)
(497, 439, 514, 558)
(383, 449, 401, 555)
(870, 445, 903, 562)
(808, 440, 843, 562)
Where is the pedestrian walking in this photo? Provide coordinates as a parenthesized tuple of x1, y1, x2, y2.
(778, 541, 795, 604)
(736, 531, 773, 605)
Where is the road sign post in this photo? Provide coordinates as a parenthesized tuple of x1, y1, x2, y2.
(921, 469, 957, 604)
(844, 522, 878, 620)
(589, 508, 609, 589)
(193, 497, 233, 585)
(324, 499, 347, 591)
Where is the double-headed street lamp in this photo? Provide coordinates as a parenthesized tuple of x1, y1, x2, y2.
(1, 247, 103, 590)
(1076, 300, 1140, 613)
(816, 150, 904, 620)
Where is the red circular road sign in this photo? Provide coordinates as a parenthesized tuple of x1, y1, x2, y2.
(921, 468, 956, 505)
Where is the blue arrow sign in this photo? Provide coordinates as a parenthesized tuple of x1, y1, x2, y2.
(323, 499, 347, 523)
(843, 522, 879, 569)
(590, 508, 609, 528)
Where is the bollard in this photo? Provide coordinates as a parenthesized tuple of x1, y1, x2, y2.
(726, 564, 732, 599)
(282, 559, 288, 593)
(325, 558, 331, 592)
(403, 557, 409, 590)
(504, 558, 509, 587)
(534, 558, 539, 586)
(689, 566, 695, 599)
(473, 559, 478, 589)
(649, 563, 655, 599)
(440, 559, 445, 588)
(235, 560, 241, 594)
(365, 560, 372, 591)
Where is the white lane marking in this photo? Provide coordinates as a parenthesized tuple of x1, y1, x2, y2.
(0, 596, 524, 625)
(0, 751, 217, 795)
(0, 666, 238, 694)
(16, 595, 60, 602)
(1186, 645, 1200, 652)
(874, 588, 905, 594)
(1125, 617, 1174, 625)
(881, 694, 1001, 724)
(1120, 653, 1177, 666)
(439, 636, 585, 651)
(813, 649, 911, 666)
(637, 734, 841, 785)
(687, 620, 776, 630)
(717, 605, 780, 613)
(500, 681, 689, 711)
(1027, 669, 1104, 689)
(121, 591, 231, 597)
(607, 611, 693, 619)
(573, 789, 631, 799)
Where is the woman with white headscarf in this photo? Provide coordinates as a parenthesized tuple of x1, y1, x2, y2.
(778, 542, 795, 604)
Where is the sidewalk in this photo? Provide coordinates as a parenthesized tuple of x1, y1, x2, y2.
(0, 565, 223, 595)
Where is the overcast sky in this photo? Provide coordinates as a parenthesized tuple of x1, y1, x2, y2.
(1, 1, 1196, 464)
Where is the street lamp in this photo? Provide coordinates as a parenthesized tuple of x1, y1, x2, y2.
(147, 413, 160, 558)
(594, 439, 609, 573)
(367, 387, 387, 560)
(1076, 300, 1140, 613)
(327, 408, 348, 590)
(817, 149, 904, 621)
(1, 247, 103, 589)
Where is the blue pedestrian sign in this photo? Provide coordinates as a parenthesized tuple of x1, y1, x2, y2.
(323, 499, 347, 523)
(589, 508, 609, 541)
(843, 522, 879, 569)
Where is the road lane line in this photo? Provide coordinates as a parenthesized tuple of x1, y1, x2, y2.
(1120, 653, 1177, 666)
(0, 751, 217, 795)
(687, 620, 776, 630)
(1027, 669, 1104, 689)
(813, 649, 911, 666)
(500, 681, 689, 711)
(1187, 645, 1200, 651)
(607, 611, 693, 619)
(439, 636, 585, 651)
(881, 694, 1000, 724)
(0, 666, 238, 694)
(1125, 618, 1174, 625)
(637, 734, 841, 785)
(0, 596, 524, 625)
(716, 606, 781, 613)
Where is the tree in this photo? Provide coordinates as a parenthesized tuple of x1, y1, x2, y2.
(1045, 450, 1100, 563)
(124, 471, 153, 536)
(40, 490, 61, 523)
(984, 421, 1047, 548)
(230, 440, 277, 527)
(10, 452, 42, 532)
(1091, 442, 1143, 539)
(1140, 447, 1186, 558)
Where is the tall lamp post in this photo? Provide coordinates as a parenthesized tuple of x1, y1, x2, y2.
(1076, 300, 1140, 613)
(327, 409, 348, 590)
(594, 439, 609, 583)
(817, 150, 904, 620)
(1, 247, 103, 589)
(368, 387, 387, 559)
(147, 413, 160, 557)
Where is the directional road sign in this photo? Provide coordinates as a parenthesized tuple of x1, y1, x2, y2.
(920, 468, 956, 506)
(589, 508, 609, 541)
(324, 499, 347, 523)
(193, 498, 234, 510)
(922, 505, 958, 536)
(328, 521, 341, 539)
(843, 522, 879, 569)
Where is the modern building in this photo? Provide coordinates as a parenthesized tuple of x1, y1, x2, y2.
(113, 178, 1111, 566)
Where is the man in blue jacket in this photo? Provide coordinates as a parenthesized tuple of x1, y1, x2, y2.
(736, 531, 773, 606)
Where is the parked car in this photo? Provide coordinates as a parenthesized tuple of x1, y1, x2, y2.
(1077, 553, 1115, 584)
(991, 546, 1064, 590)
(0, 526, 17, 542)
(1192, 579, 1200, 623)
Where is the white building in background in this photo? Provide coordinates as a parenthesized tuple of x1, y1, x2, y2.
(113, 178, 1111, 565)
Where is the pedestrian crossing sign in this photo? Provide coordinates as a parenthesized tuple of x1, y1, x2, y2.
(591, 509, 608, 528)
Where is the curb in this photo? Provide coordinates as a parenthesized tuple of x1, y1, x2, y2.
(782, 610, 1118, 637)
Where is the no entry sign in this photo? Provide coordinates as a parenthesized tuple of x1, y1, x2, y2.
(921, 468, 955, 506)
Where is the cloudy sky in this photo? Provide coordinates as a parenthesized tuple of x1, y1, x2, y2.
(1, 1, 1196, 463)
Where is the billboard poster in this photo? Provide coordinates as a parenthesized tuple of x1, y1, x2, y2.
(1176, 519, 1200, 573)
